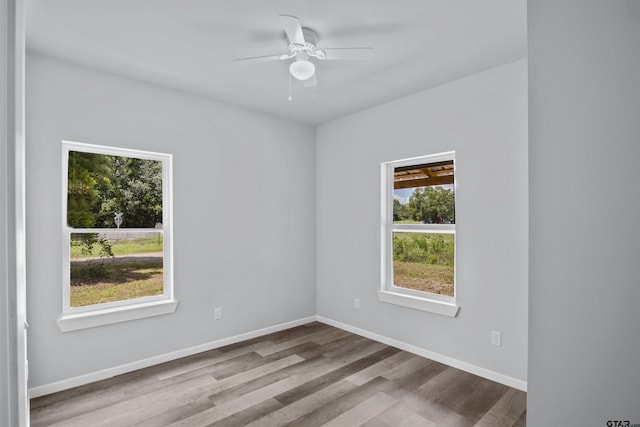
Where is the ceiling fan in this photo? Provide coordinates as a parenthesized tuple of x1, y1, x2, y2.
(234, 15, 374, 93)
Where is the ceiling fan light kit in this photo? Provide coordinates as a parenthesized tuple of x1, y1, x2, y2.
(290, 55, 315, 81)
(234, 14, 374, 96)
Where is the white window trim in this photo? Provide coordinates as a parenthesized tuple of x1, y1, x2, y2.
(379, 151, 459, 317)
(58, 140, 176, 331)
(56, 299, 178, 332)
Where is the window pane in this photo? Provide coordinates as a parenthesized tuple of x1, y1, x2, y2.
(392, 232, 454, 296)
(392, 161, 455, 225)
(67, 151, 163, 228)
(69, 231, 164, 307)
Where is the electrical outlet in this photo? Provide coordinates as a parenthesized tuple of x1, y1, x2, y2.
(354, 298, 360, 309)
(491, 330, 502, 346)
(214, 307, 222, 320)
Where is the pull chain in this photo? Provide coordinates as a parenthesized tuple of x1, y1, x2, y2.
(288, 72, 292, 101)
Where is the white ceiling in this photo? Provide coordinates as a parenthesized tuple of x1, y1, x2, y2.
(25, 0, 527, 125)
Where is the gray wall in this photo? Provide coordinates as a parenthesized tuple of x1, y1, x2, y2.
(26, 53, 317, 388)
(316, 60, 528, 383)
(528, 0, 640, 424)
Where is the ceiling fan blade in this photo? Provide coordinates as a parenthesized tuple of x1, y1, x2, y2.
(321, 48, 374, 60)
(233, 54, 284, 63)
(279, 15, 305, 46)
(304, 74, 318, 88)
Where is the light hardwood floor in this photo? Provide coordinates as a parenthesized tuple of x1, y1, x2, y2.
(30, 322, 526, 426)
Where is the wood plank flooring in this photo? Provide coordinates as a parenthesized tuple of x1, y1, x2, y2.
(30, 322, 526, 426)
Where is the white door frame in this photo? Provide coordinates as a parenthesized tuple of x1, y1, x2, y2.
(15, 0, 28, 422)
(2, 0, 28, 425)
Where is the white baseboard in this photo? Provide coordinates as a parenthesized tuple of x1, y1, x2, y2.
(30, 314, 526, 398)
(28, 315, 317, 398)
(316, 316, 527, 392)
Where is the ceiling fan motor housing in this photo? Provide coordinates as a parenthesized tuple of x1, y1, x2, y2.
(288, 28, 325, 59)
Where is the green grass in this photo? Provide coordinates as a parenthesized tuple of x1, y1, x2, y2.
(70, 235, 163, 259)
(393, 233, 454, 265)
(70, 260, 163, 307)
(392, 219, 422, 224)
(392, 233, 455, 296)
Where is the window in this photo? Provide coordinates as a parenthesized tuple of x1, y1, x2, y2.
(58, 141, 176, 332)
(379, 152, 459, 317)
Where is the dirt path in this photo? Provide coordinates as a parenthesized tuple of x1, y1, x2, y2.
(71, 252, 163, 265)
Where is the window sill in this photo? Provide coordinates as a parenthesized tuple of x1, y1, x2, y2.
(57, 299, 178, 332)
(378, 290, 459, 317)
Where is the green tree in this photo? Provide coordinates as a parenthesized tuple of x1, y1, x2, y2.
(407, 186, 455, 224)
(393, 199, 411, 221)
(67, 151, 112, 227)
(68, 151, 163, 229)
(67, 151, 115, 263)
(393, 199, 402, 221)
(118, 158, 163, 228)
